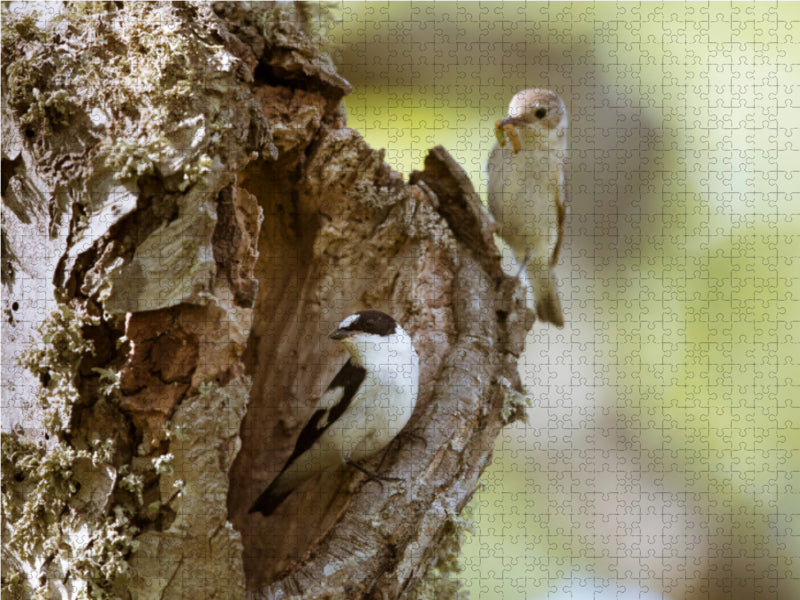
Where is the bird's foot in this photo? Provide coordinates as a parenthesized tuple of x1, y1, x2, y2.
(515, 248, 533, 279)
(345, 457, 402, 489)
(400, 428, 428, 449)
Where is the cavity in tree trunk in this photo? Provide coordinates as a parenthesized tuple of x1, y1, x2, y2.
(1, 3, 534, 598)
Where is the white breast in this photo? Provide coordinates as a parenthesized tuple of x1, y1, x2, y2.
(318, 330, 420, 462)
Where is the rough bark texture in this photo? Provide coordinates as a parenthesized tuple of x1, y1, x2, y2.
(1, 3, 533, 599)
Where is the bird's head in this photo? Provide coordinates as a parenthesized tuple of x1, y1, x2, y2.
(329, 310, 415, 368)
(495, 88, 567, 152)
(502, 88, 566, 130)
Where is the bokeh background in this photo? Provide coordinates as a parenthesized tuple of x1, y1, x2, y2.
(327, 3, 799, 599)
(3, 2, 795, 598)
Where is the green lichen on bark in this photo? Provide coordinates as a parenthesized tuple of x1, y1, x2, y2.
(18, 304, 97, 432)
(3, 1, 272, 313)
(497, 376, 534, 425)
(2, 306, 246, 598)
(2, 3, 263, 596)
(1, 8, 71, 137)
(253, 0, 336, 48)
(0, 434, 138, 596)
(1, 431, 140, 599)
(408, 509, 477, 600)
(2, 307, 140, 599)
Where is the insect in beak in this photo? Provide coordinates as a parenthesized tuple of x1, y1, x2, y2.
(494, 118, 522, 154)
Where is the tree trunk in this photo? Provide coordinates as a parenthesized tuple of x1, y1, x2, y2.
(1, 3, 533, 598)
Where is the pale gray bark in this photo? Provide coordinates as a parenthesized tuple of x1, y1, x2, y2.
(1, 3, 533, 598)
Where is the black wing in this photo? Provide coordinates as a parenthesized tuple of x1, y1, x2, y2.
(282, 358, 367, 469)
(249, 359, 367, 515)
(248, 483, 293, 516)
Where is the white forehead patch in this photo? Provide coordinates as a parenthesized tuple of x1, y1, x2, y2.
(338, 314, 359, 329)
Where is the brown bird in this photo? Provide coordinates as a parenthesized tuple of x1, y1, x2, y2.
(488, 88, 568, 327)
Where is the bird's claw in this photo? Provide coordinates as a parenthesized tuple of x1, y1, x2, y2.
(401, 428, 428, 449)
(515, 248, 533, 279)
(345, 457, 402, 489)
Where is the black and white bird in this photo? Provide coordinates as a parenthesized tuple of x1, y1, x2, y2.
(488, 88, 568, 327)
(249, 310, 420, 516)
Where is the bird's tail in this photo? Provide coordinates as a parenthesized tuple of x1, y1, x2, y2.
(248, 477, 293, 516)
(528, 261, 564, 328)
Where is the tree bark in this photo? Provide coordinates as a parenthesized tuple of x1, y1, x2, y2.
(1, 3, 533, 598)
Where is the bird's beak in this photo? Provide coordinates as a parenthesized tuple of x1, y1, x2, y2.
(498, 116, 522, 128)
(329, 329, 352, 340)
(494, 117, 522, 154)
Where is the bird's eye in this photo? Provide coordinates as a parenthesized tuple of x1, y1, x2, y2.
(535, 108, 547, 119)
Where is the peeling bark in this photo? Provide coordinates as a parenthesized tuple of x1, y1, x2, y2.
(1, 3, 533, 599)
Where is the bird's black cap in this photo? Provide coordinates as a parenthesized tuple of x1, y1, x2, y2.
(329, 310, 398, 339)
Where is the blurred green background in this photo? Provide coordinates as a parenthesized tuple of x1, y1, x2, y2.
(329, 3, 798, 599)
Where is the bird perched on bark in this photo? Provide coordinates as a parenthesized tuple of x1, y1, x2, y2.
(249, 310, 420, 516)
(488, 88, 568, 327)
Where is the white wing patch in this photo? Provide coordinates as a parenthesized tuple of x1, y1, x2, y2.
(317, 385, 345, 413)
